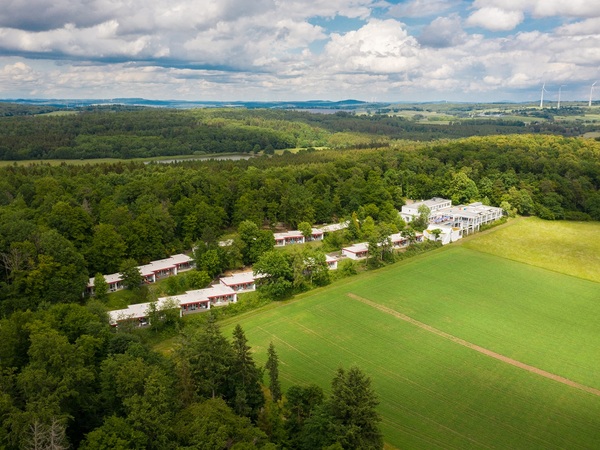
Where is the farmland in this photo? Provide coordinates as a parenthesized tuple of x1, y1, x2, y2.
(463, 217, 600, 283)
(223, 223, 600, 449)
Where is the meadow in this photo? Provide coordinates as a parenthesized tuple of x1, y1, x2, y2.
(223, 220, 600, 449)
(463, 217, 600, 283)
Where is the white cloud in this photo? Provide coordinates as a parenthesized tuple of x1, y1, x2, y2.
(323, 19, 421, 74)
(471, 1, 600, 19)
(556, 18, 600, 36)
(466, 7, 524, 31)
(388, 0, 459, 18)
(419, 14, 467, 47)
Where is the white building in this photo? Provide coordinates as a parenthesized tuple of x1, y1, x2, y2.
(342, 243, 369, 260)
(274, 230, 305, 246)
(436, 202, 503, 234)
(400, 197, 452, 223)
(108, 284, 237, 326)
(219, 271, 257, 292)
(325, 254, 338, 270)
(423, 224, 462, 245)
(87, 254, 194, 296)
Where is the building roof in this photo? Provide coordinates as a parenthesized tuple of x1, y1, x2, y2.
(274, 230, 304, 240)
(318, 221, 349, 233)
(325, 254, 338, 263)
(402, 197, 451, 213)
(88, 272, 123, 288)
(343, 242, 369, 253)
(220, 271, 256, 286)
(389, 232, 406, 242)
(137, 254, 193, 276)
(184, 284, 235, 302)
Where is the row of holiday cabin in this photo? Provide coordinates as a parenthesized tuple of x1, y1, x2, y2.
(108, 284, 238, 326)
(274, 228, 324, 246)
(341, 232, 425, 260)
(86, 254, 195, 296)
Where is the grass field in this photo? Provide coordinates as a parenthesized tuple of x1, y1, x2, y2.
(463, 217, 600, 283)
(222, 220, 600, 449)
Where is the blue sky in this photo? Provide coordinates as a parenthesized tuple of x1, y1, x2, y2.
(1, 0, 600, 102)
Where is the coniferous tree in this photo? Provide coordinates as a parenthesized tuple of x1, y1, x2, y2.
(265, 342, 281, 403)
(328, 366, 383, 450)
(229, 324, 265, 421)
(178, 315, 234, 399)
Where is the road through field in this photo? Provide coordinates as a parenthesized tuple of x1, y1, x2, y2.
(347, 293, 600, 398)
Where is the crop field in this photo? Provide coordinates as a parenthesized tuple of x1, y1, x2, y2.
(463, 217, 600, 283)
(224, 233, 600, 448)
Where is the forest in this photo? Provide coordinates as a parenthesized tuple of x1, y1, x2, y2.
(0, 105, 600, 448)
(0, 107, 597, 160)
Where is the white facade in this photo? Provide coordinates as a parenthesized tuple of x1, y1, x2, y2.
(342, 243, 369, 260)
(219, 271, 257, 292)
(400, 197, 452, 223)
(437, 202, 503, 234)
(325, 254, 338, 270)
(423, 224, 462, 245)
(108, 284, 237, 326)
(87, 254, 194, 295)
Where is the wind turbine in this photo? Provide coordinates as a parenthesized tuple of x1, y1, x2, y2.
(540, 83, 547, 108)
(558, 85, 566, 109)
(589, 82, 597, 107)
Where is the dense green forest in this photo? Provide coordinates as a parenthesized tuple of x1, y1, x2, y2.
(1, 106, 600, 448)
(0, 107, 596, 160)
(0, 134, 598, 314)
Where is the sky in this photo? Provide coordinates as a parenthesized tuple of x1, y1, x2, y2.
(1, 0, 600, 103)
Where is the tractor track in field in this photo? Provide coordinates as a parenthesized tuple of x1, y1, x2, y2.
(347, 293, 600, 398)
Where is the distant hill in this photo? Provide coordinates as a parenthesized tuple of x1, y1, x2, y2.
(0, 98, 374, 111)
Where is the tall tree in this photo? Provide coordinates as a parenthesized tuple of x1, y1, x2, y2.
(93, 273, 108, 301)
(119, 259, 143, 291)
(229, 325, 264, 420)
(253, 251, 293, 300)
(328, 366, 383, 449)
(265, 342, 281, 403)
(178, 316, 234, 400)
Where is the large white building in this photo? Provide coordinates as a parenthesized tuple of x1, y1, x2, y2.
(401, 198, 503, 238)
(400, 197, 452, 223)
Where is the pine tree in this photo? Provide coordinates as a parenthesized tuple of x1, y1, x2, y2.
(230, 324, 265, 420)
(265, 342, 281, 402)
(329, 366, 383, 449)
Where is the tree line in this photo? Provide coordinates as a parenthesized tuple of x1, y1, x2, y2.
(1, 106, 598, 161)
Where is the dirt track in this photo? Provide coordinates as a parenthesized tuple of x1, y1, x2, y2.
(347, 293, 600, 398)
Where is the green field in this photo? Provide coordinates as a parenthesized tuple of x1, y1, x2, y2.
(223, 223, 600, 449)
(463, 217, 600, 283)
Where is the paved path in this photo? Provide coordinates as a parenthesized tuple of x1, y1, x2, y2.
(347, 293, 600, 398)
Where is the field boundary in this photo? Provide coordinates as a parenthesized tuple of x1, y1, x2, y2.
(347, 293, 600, 398)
